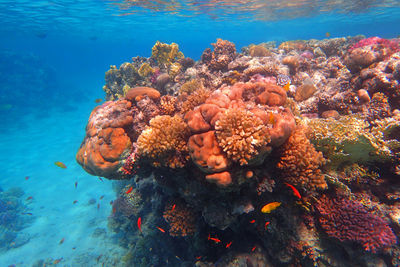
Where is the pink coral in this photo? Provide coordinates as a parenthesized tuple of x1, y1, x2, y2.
(350, 37, 399, 51)
(315, 195, 397, 253)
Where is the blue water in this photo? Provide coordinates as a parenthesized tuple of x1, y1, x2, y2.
(0, 0, 400, 266)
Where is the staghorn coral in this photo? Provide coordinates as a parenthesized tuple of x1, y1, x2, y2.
(215, 107, 271, 165)
(151, 41, 184, 67)
(137, 115, 190, 168)
(163, 200, 196, 237)
(315, 195, 396, 253)
(277, 127, 327, 190)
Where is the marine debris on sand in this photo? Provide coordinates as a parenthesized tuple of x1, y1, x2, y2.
(77, 36, 400, 266)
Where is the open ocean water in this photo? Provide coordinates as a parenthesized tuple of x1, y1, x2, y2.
(0, 1, 400, 266)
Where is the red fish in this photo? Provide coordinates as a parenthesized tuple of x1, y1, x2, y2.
(157, 227, 165, 233)
(225, 241, 233, 248)
(59, 238, 65, 245)
(125, 186, 133, 194)
(26, 196, 33, 201)
(284, 183, 301, 199)
(265, 221, 270, 229)
(196, 256, 202, 260)
(249, 219, 255, 224)
(171, 204, 176, 212)
(112, 206, 116, 214)
(251, 245, 256, 252)
(137, 217, 142, 232)
(208, 234, 221, 243)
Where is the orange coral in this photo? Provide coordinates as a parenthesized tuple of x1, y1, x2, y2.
(159, 95, 177, 115)
(277, 127, 327, 190)
(163, 200, 196, 237)
(125, 86, 161, 102)
(214, 107, 271, 165)
(76, 100, 133, 179)
(180, 87, 211, 114)
(137, 115, 190, 168)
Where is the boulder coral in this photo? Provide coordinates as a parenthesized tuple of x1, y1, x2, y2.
(76, 101, 133, 179)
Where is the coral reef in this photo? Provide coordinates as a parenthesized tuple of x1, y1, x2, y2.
(77, 37, 400, 266)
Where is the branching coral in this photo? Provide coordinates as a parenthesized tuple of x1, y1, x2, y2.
(137, 115, 190, 168)
(277, 127, 327, 190)
(215, 107, 271, 165)
(159, 95, 177, 115)
(151, 41, 184, 67)
(315, 195, 396, 253)
(163, 200, 196, 237)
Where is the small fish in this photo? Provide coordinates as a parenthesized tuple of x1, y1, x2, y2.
(26, 196, 33, 201)
(268, 113, 276, 125)
(137, 217, 142, 232)
(22, 212, 33, 215)
(251, 245, 256, 252)
(73, 200, 78, 204)
(171, 204, 176, 212)
(175, 255, 181, 260)
(59, 238, 65, 245)
(97, 203, 100, 209)
(208, 234, 221, 243)
(249, 219, 255, 224)
(25, 176, 29, 180)
(156, 227, 166, 233)
(110, 200, 114, 205)
(283, 81, 291, 92)
(196, 256, 202, 260)
(95, 98, 103, 103)
(99, 195, 104, 200)
(72, 247, 76, 250)
(284, 183, 301, 199)
(225, 241, 233, 248)
(125, 186, 133, 194)
(98, 177, 104, 182)
(325, 32, 331, 38)
(54, 161, 67, 169)
(74, 181, 78, 188)
(53, 258, 63, 264)
(261, 202, 281, 213)
(112, 206, 116, 214)
(96, 254, 102, 262)
(265, 221, 270, 229)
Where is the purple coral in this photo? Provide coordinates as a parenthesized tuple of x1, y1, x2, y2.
(315, 195, 396, 253)
(349, 36, 399, 52)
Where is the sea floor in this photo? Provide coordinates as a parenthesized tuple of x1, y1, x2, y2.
(0, 102, 127, 266)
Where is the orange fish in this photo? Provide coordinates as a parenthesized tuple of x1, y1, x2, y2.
(137, 217, 142, 232)
(26, 196, 33, 201)
(73, 200, 78, 204)
(54, 161, 67, 169)
(265, 221, 270, 229)
(59, 238, 64, 245)
(171, 204, 176, 211)
(251, 245, 256, 252)
(95, 98, 103, 103)
(125, 186, 133, 194)
(196, 256, 202, 260)
(112, 206, 116, 214)
(284, 182, 301, 199)
(25, 176, 29, 180)
(99, 195, 104, 200)
(208, 234, 221, 243)
(53, 258, 63, 264)
(283, 82, 290, 92)
(249, 219, 255, 224)
(261, 202, 281, 213)
(225, 241, 233, 248)
(157, 227, 165, 233)
(325, 32, 331, 38)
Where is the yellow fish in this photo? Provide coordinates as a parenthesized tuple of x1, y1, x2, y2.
(95, 98, 103, 103)
(261, 202, 281, 213)
(283, 82, 290, 92)
(325, 32, 331, 38)
(55, 161, 67, 169)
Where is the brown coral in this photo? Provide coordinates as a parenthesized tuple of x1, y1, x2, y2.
(163, 200, 196, 237)
(201, 39, 236, 71)
(125, 86, 161, 102)
(277, 127, 327, 190)
(137, 115, 190, 168)
(215, 107, 271, 165)
(159, 95, 177, 115)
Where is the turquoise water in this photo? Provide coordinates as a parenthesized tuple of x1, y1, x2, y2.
(0, 1, 400, 266)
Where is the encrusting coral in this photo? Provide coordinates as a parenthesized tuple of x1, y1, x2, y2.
(136, 115, 190, 168)
(277, 127, 327, 190)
